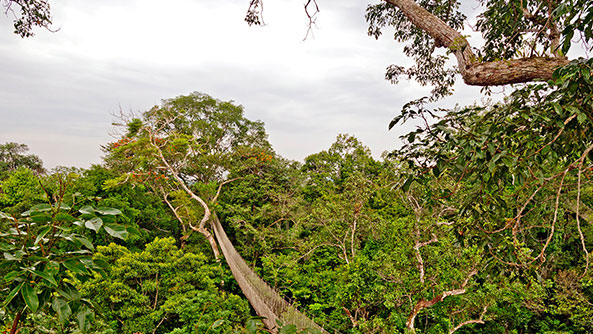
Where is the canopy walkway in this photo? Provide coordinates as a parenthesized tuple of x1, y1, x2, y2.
(211, 215, 327, 333)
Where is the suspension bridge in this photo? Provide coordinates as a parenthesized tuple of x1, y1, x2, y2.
(211, 215, 327, 333)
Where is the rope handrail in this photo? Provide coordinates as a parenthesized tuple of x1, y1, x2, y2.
(211, 215, 327, 333)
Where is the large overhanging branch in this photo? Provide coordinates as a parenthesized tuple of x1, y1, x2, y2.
(385, 0, 569, 86)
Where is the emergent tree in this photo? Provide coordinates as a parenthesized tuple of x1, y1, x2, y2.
(104, 92, 271, 258)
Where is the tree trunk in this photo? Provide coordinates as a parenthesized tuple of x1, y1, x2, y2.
(385, 0, 569, 86)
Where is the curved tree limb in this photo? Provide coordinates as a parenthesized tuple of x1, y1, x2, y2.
(406, 268, 477, 331)
(449, 305, 488, 334)
(150, 131, 220, 259)
(384, 0, 569, 86)
(210, 177, 242, 204)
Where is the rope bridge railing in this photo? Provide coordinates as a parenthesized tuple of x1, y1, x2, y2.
(211, 215, 327, 333)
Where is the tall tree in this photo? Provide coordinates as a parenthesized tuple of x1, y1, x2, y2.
(0, 142, 44, 179)
(104, 92, 271, 258)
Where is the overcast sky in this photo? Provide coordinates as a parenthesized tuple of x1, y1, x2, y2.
(0, 0, 484, 169)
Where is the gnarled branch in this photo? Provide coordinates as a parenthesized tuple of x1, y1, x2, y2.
(385, 0, 569, 86)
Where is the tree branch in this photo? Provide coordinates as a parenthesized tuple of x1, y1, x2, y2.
(384, 0, 569, 86)
(210, 177, 242, 204)
(449, 305, 488, 334)
(148, 128, 220, 259)
(406, 268, 477, 331)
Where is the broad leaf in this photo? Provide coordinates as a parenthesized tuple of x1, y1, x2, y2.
(211, 319, 224, 329)
(4, 251, 23, 261)
(52, 297, 72, 324)
(34, 226, 52, 245)
(76, 236, 94, 251)
(30, 204, 52, 212)
(76, 305, 93, 333)
(21, 283, 39, 312)
(2, 281, 24, 307)
(84, 217, 103, 232)
(31, 270, 58, 287)
(103, 224, 129, 240)
(63, 259, 90, 275)
(95, 207, 122, 215)
(57, 283, 81, 300)
(4, 270, 22, 282)
(78, 206, 95, 215)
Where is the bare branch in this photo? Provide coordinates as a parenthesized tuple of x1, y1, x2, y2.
(576, 143, 593, 277)
(211, 177, 242, 204)
(406, 269, 477, 331)
(449, 305, 489, 334)
(303, 0, 320, 40)
(342, 307, 359, 327)
(160, 185, 187, 234)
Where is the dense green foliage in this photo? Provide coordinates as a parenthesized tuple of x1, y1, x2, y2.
(2, 72, 592, 333)
(0, 172, 129, 333)
(82, 237, 250, 334)
(4, 0, 591, 333)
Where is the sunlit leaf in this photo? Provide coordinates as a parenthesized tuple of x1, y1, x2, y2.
(103, 224, 129, 240)
(84, 217, 103, 232)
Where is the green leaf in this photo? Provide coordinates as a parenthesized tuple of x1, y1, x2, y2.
(28, 212, 52, 223)
(22, 283, 39, 312)
(488, 160, 496, 174)
(34, 226, 52, 245)
(63, 259, 90, 275)
(57, 283, 81, 300)
(211, 319, 224, 329)
(433, 164, 441, 177)
(0, 211, 14, 220)
(76, 236, 94, 251)
(552, 102, 563, 115)
(52, 297, 72, 324)
(4, 271, 22, 282)
(4, 251, 24, 261)
(389, 115, 403, 130)
(92, 259, 110, 269)
(31, 270, 58, 287)
(78, 257, 94, 267)
(37, 289, 51, 311)
(126, 226, 140, 236)
(581, 66, 591, 82)
(47, 261, 60, 275)
(103, 224, 129, 240)
(76, 305, 93, 333)
(29, 204, 52, 213)
(95, 207, 122, 216)
(55, 204, 71, 211)
(246, 319, 259, 333)
(0, 242, 16, 252)
(402, 176, 414, 192)
(279, 324, 297, 334)
(3, 281, 24, 307)
(78, 206, 95, 215)
(84, 217, 103, 232)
